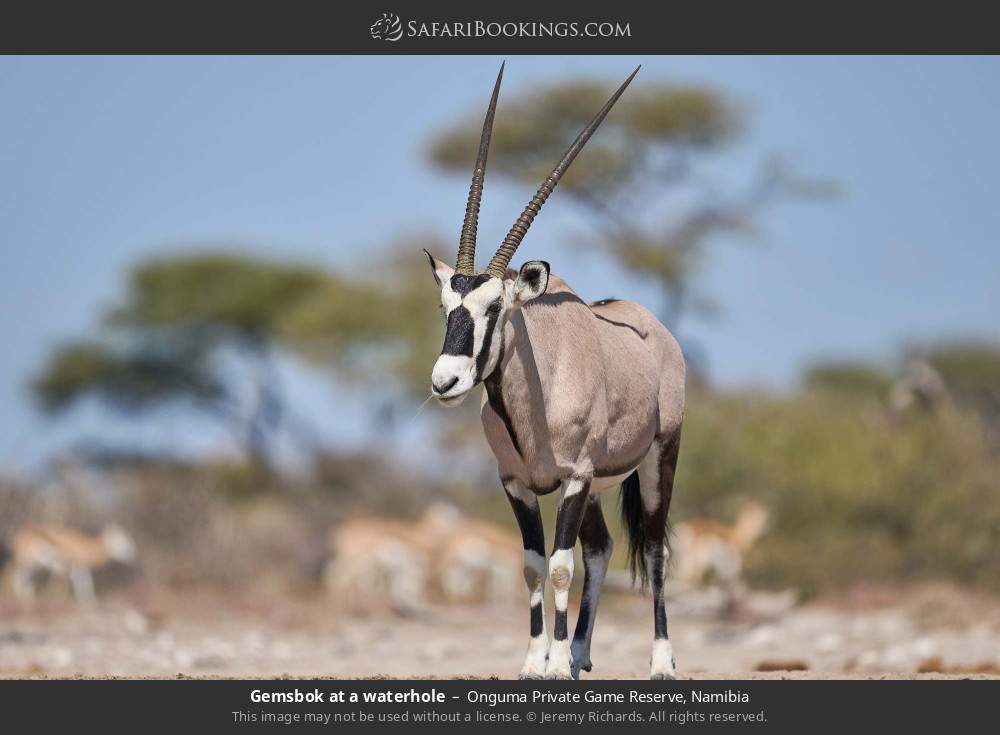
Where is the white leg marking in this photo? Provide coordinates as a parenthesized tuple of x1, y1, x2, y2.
(650, 639, 677, 679)
(547, 638, 573, 678)
(522, 635, 549, 679)
(562, 476, 587, 498)
(548, 548, 574, 613)
(520, 547, 548, 679)
(545, 548, 575, 678)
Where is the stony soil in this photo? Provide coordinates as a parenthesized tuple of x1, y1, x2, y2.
(2, 584, 999, 680)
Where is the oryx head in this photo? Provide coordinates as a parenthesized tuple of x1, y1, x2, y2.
(426, 63, 640, 405)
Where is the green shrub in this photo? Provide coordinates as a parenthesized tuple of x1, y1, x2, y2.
(672, 388, 1000, 596)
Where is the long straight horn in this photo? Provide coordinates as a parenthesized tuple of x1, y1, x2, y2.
(455, 62, 504, 275)
(485, 66, 640, 279)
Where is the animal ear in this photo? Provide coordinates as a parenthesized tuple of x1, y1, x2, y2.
(512, 260, 550, 304)
(423, 249, 454, 288)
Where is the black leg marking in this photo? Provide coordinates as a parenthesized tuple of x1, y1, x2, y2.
(647, 434, 679, 639)
(552, 480, 591, 553)
(554, 609, 569, 641)
(550, 479, 591, 643)
(506, 490, 544, 557)
(505, 483, 547, 678)
(571, 496, 613, 673)
(645, 431, 681, 679)
(530, 601, 543, 638)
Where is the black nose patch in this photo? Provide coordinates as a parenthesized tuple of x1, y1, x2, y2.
(442, 306, 474, 357)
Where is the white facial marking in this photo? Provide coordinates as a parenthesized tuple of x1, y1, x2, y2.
(431, 354, 475, 402)
(440, 280, 462, 312)
(432, 277, 505, 403)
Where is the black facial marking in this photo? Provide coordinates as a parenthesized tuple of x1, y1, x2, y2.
(450, 272, 492, 296)
(485, 369, 523, 458)
(474, 302, 501, 381)
(441, 306, 474, 357)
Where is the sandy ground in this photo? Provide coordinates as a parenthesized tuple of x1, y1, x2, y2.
(2, 584, 1000, 680)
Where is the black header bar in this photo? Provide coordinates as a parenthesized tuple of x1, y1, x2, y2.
(2, 2, 998, 54)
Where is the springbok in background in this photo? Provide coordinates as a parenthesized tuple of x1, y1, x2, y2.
(673, 502, 769, 594)
(3, 523, 136, 603)
(424, 64, 686, 679)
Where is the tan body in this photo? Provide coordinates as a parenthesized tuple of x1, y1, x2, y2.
(3, 523, 135, 603)
(482, 275, 685, 494)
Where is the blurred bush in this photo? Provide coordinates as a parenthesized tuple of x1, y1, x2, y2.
(674, 375, 1000, 597)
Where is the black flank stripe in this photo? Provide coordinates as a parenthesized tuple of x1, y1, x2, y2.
(485, 371, 523, 458)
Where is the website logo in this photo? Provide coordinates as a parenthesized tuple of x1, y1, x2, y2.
(370, 13, 404, 42)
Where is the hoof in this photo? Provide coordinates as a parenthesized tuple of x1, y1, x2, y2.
(518, 670, 545, 680)
(570, 660, 592, 680)
(651, 672, 677, 680)
(544, 670, 574, 680)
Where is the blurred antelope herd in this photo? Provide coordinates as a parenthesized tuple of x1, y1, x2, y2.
(1, 501, 772, 615)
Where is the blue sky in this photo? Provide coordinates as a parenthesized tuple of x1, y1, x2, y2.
(1, 56, 998, 472)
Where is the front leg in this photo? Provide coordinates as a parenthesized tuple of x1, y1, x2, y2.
(504, 479, 548, 679)
(546, 475, 592, 680)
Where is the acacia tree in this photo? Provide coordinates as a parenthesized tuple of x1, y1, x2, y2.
(429, 77, 835, 332)
(32, 254, 374, 465)
(31, 247, 454, 463)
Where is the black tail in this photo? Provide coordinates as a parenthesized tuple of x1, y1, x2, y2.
(619, 470, 649, 591)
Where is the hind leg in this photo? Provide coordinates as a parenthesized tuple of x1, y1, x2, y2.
(638, 432, 681, 679)
(570, 496, 613, 679)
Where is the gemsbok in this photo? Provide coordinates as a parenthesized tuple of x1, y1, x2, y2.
(424, 64, 686, 679)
